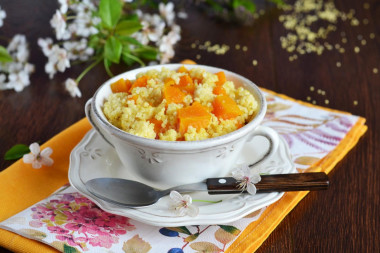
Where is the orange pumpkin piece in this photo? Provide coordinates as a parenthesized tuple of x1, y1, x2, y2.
(235, 122, 244, 129)
(128, 95, 139, 103)
(213, 86, 227, 95)
(178, 75, 195, 95)
(163, 83, 186, 104)
(149, 118, 163, 134)
(165, 78, 176, 86)
(129, 76, 148, 92)
(215, 71, 226, 86)
(212, 94, 242, 120)
(177, 66, 189, 73)
(193, 77, 203, 84)
(110, 78, 132, 93)
(178, 102, 211, 134)
(180, 59, 196, 65)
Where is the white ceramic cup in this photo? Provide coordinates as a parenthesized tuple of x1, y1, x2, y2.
(85, 64, 279, 189)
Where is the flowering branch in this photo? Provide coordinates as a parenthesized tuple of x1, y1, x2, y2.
(0, 5, 35, 92)
(39, 0, 181, 97)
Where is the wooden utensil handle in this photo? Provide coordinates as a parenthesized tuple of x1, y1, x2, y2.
(206, 172, 329, 195)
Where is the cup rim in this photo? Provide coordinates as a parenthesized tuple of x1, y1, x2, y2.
(90, 64, 267, 150)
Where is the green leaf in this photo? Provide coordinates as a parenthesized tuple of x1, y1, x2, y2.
(122, 13, 140, 22)
(63, 244, 78, 253)
(165, 226, 192, 235)
(205, 0, 224, 12)
(115, 20, 142, 36)
(4, 144, 30, 160)
(88, 35, 100, 48)
(122, 50, 145, 66)
(104, 36, 122, 63)
(232, 0, 256, 13)
(103, 58, 114, 77)
(219, 225, 241, 236)
(134, 46, 158, 61)
(99, 0, 122, 28)
(269, 0, 285, 5)
(121, 53, 134, 66)
(0, 46, 13, 63)
(118, 36, 143, 47)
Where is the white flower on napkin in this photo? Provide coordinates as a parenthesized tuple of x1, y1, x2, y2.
(232, 164, 261, 195)
(169, 191, 199, 217)
(23, 143, 53, 169)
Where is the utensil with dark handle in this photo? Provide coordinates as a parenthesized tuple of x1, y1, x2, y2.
(85, 172, 329, 207)
(207, 172, 329, 194)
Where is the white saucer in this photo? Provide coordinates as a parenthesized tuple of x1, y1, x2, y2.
(68, 129, 296, 226)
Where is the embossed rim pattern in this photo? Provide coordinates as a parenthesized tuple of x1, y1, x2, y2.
(69, 130, 296, 226)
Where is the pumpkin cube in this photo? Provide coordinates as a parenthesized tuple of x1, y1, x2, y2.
(129, 76, 148, 92)
(215, 71, 226, 86)
(178, 102, 211, 134)
(212, 94, 242, 120)
(110, 78, 132, 93)
(163, 79, 186, 104)
(178, 75, 195, 95)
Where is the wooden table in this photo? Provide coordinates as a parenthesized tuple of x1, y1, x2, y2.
(0, 1, 378, 252)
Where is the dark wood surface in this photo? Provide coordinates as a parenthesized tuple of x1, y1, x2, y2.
(0, 0, 379, 252)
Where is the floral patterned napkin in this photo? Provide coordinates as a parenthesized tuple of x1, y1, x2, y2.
(0, 90, 367, 253)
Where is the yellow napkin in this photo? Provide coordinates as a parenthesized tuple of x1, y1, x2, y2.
(0, 92, 367, 253)
(0, 119, 92, 253)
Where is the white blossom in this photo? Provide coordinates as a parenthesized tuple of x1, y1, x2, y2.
(177, 11, 188, 19)
(0, 74, 7, 90)
(6, 70, 31, 92)
(7, 34, 30, 63)
(0, 35, 34, 92)
(38, 38, 54, 56)
(63, 39, 94, 61)
(58, 0, 68, 14)
(158, 25, 181, 63)
(65, 78, 82, 98)
(4, 62, 23, 73)
(54, 47, 70, 71)
(135, 12, 165, 45)
(169, 191, 199, 217)
(24, 63, 35, 74)
(70, 0, 97, 13)
(7, 34, 26, 52)
(50, 10, 69, 40)
(159, 2, 175, 26)
(0, 6, 6, 27)
(67, 11, 100, 37)
(67, 0, 99, 38)
(44, 45, 70, 78)
(23, 143, 54, 169)
(232, 164, 261, 195)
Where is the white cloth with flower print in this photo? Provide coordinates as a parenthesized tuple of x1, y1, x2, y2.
(0, 91, 361, 252)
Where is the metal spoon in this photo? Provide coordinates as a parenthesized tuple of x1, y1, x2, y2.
(85, 172, 329, 207)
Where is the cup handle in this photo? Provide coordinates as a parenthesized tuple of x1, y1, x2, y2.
(85, 99, 115, 148)
(247, 125, 279, 168)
